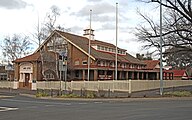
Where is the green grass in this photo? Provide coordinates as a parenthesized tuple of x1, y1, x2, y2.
(60, 92, 97, 98)
(60, 93, 79, 98)
(164, 91, 192, 97)
(36, 92, 49, 97)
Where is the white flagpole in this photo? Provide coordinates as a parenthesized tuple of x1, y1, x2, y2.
(88, 9, 92, 81)
(115, 3, 118, 81)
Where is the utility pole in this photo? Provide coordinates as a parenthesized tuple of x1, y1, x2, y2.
(151, 0, 163, 95)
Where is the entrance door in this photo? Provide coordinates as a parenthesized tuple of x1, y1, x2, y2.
(24, 73, 30, 87)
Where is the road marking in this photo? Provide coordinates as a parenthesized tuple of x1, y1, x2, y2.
(0, 95, 14, 98)
(94, 102, 103, 104)
(2, 99, 72, 106)
(45, 105, 55, 107)
(0, 107, 18, 112)
(78, 103, 87, 105)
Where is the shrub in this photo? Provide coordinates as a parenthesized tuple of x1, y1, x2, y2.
(36, 92, 49, 97)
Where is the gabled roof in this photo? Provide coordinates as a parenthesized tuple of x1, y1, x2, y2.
(13, 51, 57, 63)
(13, 52, 41, 63)
(166, 70, 188, 77)
(143, 60, 160, 70)
(55, 30, 145, 65)
(30, 30, 145, 65)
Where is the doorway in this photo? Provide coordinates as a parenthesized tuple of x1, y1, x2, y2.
(24, 73, 30, 87)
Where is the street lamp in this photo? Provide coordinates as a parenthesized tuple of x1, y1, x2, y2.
(152, 0, 163, 95)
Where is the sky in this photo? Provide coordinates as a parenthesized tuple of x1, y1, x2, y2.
(0, 0, 158, 62)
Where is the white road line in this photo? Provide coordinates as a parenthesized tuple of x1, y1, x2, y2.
(78, 103, 87, 105)
(45, 105, 55, 107)
(94, 102, 103, 104)
(0, 107, 18, 112)
(2, 99, 71, 106)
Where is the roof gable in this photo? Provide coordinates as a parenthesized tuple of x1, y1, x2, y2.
(143, 60, 160, 70)
(172, 70, 187, 77)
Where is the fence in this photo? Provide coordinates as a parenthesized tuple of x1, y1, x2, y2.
(0, 81, 18, 89)
(35, 80, 192, 93)
(1, 80, 192, 93)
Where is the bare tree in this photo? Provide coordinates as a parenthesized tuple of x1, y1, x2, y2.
(33, 5, 69, 47)
(135, 0, 192, 68)
(1, 34, 32, 62)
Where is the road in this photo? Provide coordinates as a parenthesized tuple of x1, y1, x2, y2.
(0, 93, 192, 120)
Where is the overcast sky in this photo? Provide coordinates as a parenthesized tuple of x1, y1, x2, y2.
(0, 0, 158, 62)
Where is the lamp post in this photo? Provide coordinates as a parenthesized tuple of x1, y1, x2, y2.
(152, 0, 163, 95)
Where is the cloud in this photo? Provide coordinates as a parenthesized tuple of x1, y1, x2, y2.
(0, 0, 28, 9)
(92, 15, 115, 22)
(87, 0, 103, 2)
(72, 2, 115, 17)
(100, 23, 115, 30)
(70, 25, 84, 34)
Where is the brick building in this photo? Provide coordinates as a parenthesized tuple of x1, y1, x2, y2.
(0, 64, 14, 81)
(13, 29, 172, 89)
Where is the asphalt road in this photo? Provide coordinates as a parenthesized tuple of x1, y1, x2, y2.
(0, 94, 192, 120)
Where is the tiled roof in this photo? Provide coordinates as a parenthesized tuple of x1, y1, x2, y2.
(143, 60, 160, 70)
(21, 30, 144, 65)
(165, 70, 187, 77)
(55, 30, 145, 65)
(13, 52, 41, 63)
(13, 51, 57, 63)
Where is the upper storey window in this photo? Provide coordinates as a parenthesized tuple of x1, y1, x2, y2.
(47, 36, 67, 52)
(96, 45, 126, 55)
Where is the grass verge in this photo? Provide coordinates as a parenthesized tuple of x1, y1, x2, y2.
(164, 90, 192, 97)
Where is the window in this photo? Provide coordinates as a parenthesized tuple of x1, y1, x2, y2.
(97, 45, 101, 50)
(0, 75, 7, 80)
(98, 70, 104, 75)
(74, 60, 79, 65)
(75, 70, 79, 77)
(105, 47, 108, 51)
(82, 60, 87, 65)
(45, 73, 54, 79)
(101, 46, 104, 50)
(110, 62, 114, 67)
(121, 63, 125, 68)
(109, 48, 112, 52)
(130, 64, 133, 68)
(97, 61, 101, 66)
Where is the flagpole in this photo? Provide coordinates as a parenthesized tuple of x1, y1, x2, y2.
(159, 0, 163, 95)
(115, 3, 118, 81)
(88, 9, 92, 81)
